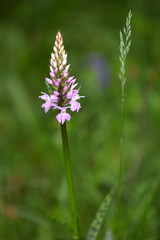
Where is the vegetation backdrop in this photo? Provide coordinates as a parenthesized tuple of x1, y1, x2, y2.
(0, 0, 160, 239)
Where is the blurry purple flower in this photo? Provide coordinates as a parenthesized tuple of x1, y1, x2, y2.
(39, 31, 84, 124)
(86, 53, 111, 89)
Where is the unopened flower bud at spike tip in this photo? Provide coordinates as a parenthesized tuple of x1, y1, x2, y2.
(57, 30, 62, 37)
(39, 31, 84, 124)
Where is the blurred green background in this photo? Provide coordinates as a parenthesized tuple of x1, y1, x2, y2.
(1, 0, 160, 239)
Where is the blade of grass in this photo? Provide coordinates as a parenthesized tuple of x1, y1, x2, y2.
(137, 179, 158, 240)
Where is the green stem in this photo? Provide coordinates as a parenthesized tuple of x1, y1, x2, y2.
(60, 122, 81, 240)
(117, 85, 124, 228)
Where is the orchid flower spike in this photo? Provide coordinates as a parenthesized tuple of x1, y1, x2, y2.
(39, 31, 84, 124)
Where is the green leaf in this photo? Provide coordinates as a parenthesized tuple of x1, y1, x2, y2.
(37, 206, 73, 233)
(76, 199, 89, 216)
(86, 189, 114, 240)
(52, 218, 73, 233)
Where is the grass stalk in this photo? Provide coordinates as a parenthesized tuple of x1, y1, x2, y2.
(116, 11, 132, 235)
(117, 85, 125, 220)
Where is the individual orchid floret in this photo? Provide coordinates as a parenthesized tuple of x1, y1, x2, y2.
(39, 31, 84, 124)
(39, 92, 58, 113)
(56, 107, 71, 124)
